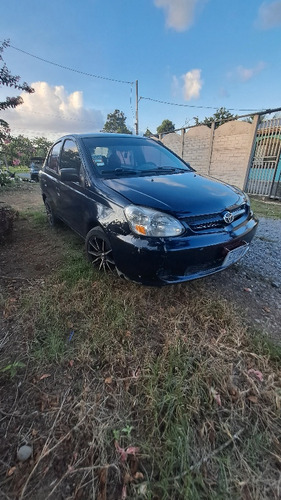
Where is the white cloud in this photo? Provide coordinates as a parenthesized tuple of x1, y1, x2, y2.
(154, 0, 206, 31)
(1, 81, 104, 138)
(229, 62, 266, 82)
(256, 1, 281, 29)
(182, 69, 203, 100)
(173, 69, 203, 100)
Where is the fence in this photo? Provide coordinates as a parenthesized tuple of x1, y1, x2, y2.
(159, 110, 281, 199)
(246, 117, 281, 198)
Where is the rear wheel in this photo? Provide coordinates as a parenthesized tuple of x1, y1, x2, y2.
(86, 228, 116, 273)
(44, 200, 58, 227)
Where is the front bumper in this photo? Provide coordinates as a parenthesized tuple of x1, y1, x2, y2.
(109, 216, 258, 286)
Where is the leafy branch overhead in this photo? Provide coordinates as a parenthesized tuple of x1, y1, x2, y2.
(0, 39, 34, 144)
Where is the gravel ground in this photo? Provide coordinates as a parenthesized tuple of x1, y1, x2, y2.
(207, 215, 281, 342)
(242, 217, 281, 288)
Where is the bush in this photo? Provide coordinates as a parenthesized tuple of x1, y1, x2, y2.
(0, 204, 18, 243)
(0, 170, 15, 187)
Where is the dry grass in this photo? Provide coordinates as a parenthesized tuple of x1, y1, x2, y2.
(1, 215, 281, 499)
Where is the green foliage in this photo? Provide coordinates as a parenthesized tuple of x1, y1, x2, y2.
(101, 109, 132, 134)
(1, 134, 52, 167)
(143, 128, 153, 137)
(0, 39, 34, 145)
(156, 119, 175, 135)
(193, 107, 238, 128)
(0, 170, 14, 187)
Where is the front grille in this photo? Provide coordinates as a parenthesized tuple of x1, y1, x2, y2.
(185, 204, 247, 233)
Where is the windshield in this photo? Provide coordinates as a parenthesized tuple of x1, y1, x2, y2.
(81, 136, 192, 178)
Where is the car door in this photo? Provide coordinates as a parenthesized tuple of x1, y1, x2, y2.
(58, 138, 92, 236)
(41, 140, 63, 216)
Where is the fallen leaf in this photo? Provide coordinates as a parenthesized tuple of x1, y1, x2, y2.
(124, 472, 133, 484)
(248, 395, 258, 403)
(126, 446, 140, 456)
(115, 442, 127, 462)
(134, 472, 144, 480)
(69, 360, 74, 367)
(104, 376, 113, 384)
(248, 369, 263, 382)
(7, 466, 16, 476)
(211, 387, 222, 406)
(39, 373, 51, 380)
(98, 467, 108, 500)
(121, 485, 127, 499)
(132, 367, 141, 379)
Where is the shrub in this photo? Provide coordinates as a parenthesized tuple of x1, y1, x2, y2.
(0, 170, 14, 187)
(0, 204, 18, 243)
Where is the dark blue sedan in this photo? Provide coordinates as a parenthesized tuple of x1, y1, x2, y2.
(39, 134, 258, 285)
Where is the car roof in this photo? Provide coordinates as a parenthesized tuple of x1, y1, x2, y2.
(58, 133, 150, 141)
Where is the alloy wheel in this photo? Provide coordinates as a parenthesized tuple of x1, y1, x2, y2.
(87, 235, 116, 272)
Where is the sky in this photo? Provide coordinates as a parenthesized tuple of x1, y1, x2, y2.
(0, 0, 281, 140)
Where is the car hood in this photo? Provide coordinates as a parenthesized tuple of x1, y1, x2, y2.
(102, 172, 245, 216)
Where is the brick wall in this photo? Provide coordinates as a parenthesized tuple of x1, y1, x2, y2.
(210, 121, 253, 189)
(161, 118, 257, 190)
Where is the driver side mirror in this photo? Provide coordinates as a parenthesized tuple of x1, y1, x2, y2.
(60, 168, 79, 182)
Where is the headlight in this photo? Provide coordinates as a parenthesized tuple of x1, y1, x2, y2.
(124, 205, 184, 237)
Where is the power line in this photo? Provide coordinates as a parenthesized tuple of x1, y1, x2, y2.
(4, 41, 275, 123)
(139, 96, 262, 113)
(8, 44, 134, 85)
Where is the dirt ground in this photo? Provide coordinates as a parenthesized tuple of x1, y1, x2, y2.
(1, 183, 280, 343)
(0, 183, 281, 499)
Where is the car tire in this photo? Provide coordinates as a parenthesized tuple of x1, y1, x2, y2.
(86, 227, 116, 273)
(44, 200, 58, 227)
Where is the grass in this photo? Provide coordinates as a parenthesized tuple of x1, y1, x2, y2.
(1, 210, 281, 499)
(250, 196, 281, 219)
(8, 166, 30, 174)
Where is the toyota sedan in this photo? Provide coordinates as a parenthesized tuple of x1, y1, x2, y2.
(40, 134, 258, 285)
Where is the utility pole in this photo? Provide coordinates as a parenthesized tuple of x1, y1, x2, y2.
(135, 80, 139, 135)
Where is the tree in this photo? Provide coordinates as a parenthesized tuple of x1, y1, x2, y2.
(101, 109, 132, 134)
(156, 119, 175, 135)
(2, 135, 33, 166)
(31, 136, 52, 158)
(193, 107, 238, 128)
(143, 128, 153, 137)
(2, 134, 53, 166)
(0, 40, 34, 145)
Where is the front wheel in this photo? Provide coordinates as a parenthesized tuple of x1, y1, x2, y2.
(86, 228, 116, 273)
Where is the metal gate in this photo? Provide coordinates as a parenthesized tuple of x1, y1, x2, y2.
(246, 117, 281, 198)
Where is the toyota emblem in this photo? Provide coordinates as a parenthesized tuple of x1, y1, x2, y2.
(223, 211, 234, 224)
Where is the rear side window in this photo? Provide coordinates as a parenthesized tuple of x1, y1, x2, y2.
(46, 141, 62, 173)
(60, 139, 81, 171)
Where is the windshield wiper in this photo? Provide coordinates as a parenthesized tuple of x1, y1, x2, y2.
(101, 168, 137, 176)
(141, 166, 186, 175)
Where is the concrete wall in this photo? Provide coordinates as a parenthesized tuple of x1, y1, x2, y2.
(161, 118, 257, 190)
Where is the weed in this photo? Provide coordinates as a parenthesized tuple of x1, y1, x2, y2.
(0, 360, 25, 378)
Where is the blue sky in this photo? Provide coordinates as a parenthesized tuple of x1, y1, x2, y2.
(1, 0, 281, 139)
